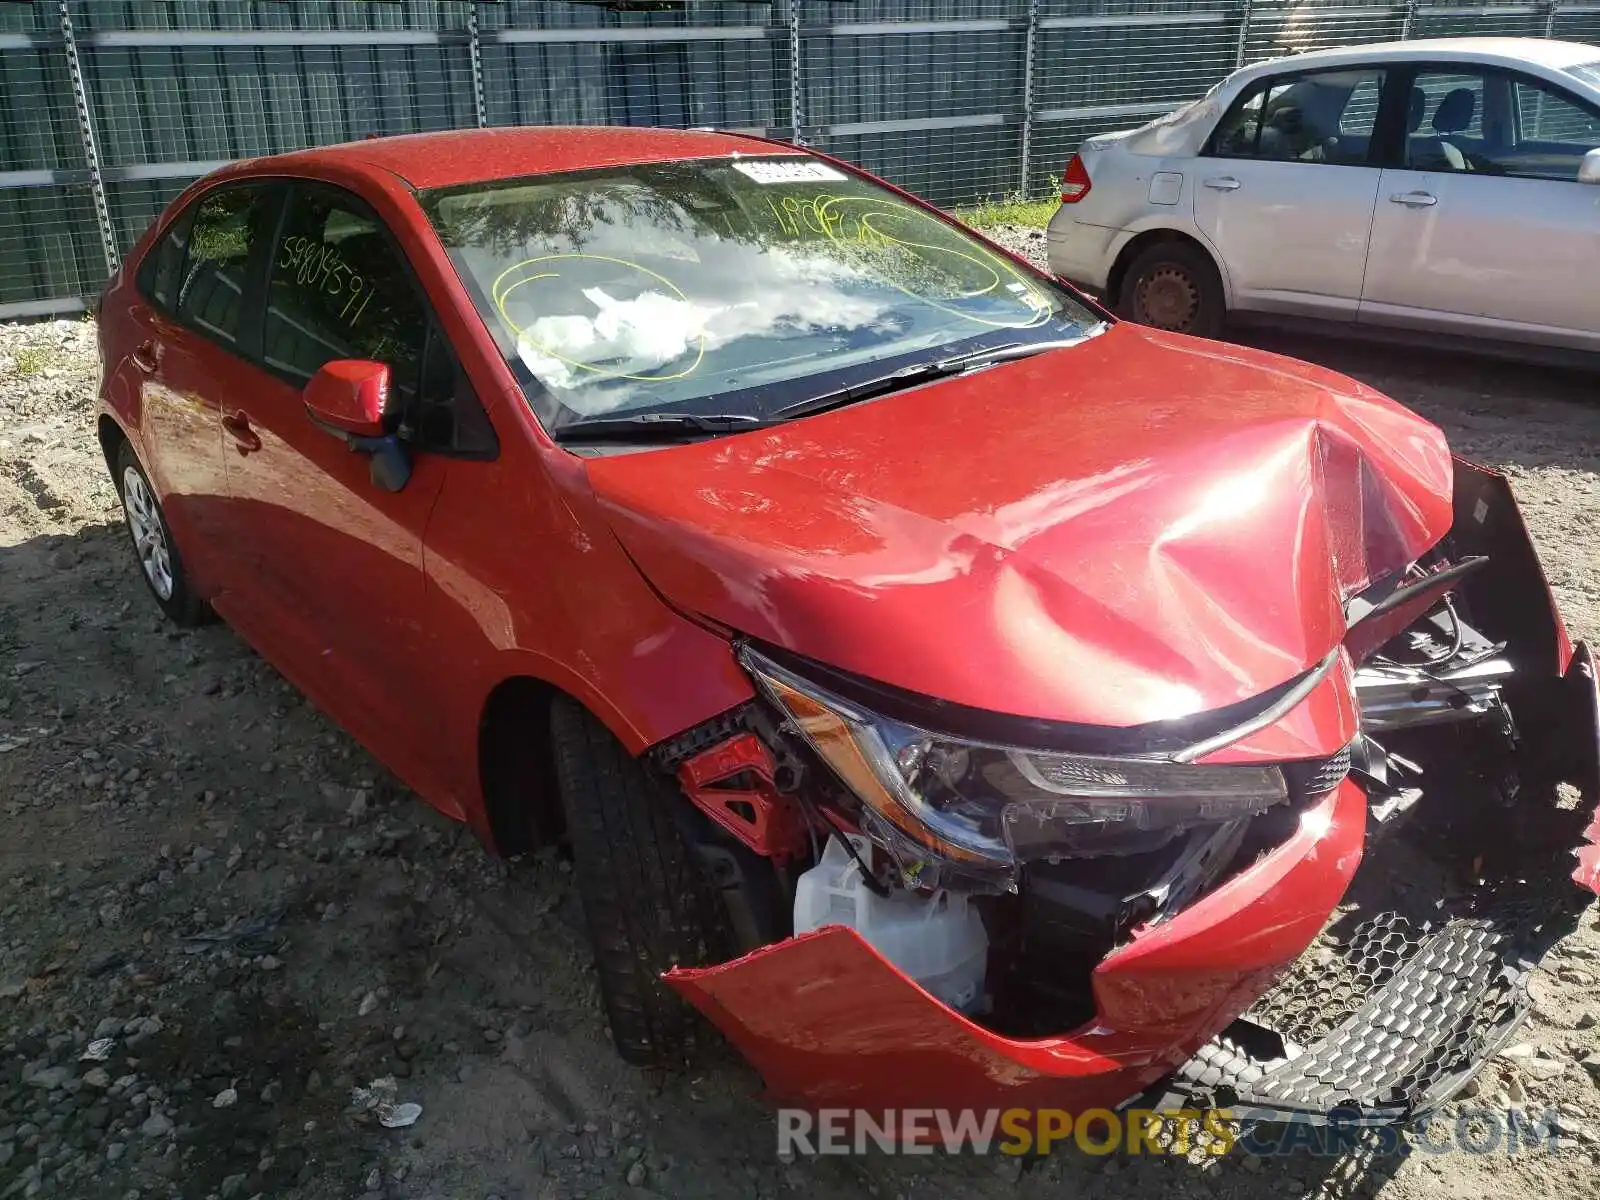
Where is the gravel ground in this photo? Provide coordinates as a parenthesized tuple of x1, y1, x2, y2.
(2, 290, 1599, 1200)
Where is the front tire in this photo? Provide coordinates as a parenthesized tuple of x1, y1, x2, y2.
(549, 698, 733, 1067)
(114, 442, 208, 626)
(1117, 241, 1225, 339)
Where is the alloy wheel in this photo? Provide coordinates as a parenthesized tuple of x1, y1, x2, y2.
(121, 466, 174, 601)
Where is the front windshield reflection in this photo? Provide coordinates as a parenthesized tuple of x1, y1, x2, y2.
(424, 158, 1096, 428)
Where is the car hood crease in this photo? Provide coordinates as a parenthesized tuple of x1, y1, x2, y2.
(585, 326, 1455, 730)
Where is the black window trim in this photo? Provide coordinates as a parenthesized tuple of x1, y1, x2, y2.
(1202, 63, 1394, 168)
(1387, 60, 1600, 181)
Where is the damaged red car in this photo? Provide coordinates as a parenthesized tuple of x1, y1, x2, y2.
(95, 127, 1600, 1124)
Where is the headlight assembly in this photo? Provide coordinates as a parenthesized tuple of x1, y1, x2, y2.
(741, 647, 1289, 874)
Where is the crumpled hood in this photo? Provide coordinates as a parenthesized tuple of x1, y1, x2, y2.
(586, 324, 1454, 728)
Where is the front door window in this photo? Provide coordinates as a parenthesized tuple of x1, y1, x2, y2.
(262, 184, 428, 420)
(1507, 76, 1600, 179)
(1405, 69, 1600, 180)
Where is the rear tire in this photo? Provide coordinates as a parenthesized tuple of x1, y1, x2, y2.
(549, 697, 733, 1068)
(114, 442, 209, 627)
(1117, 241, 1225, 339)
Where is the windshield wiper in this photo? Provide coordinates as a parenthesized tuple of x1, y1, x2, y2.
(938, 326, 1107, 371)
(555, 326, 1112, 440)
(769, 326, 1108, 424)
(555, 411, 765, 443)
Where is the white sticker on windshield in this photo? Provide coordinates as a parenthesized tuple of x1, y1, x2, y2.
(733, 160, 847, 185)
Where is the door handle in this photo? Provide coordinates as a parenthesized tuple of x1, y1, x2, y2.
(130, 341, 160, 373)
(1389, 191, 1438, 207)
(222, 410, 262, 456)
(1202, 176, 1242, 192)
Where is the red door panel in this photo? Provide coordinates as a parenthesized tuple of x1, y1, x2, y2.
(115, 304, 232, 597)
(215, 361, 451, 802)
(207, 179, 460, 806)
(111, 179, 283, 601)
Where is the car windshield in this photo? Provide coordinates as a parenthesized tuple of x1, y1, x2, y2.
(1569, 59, 1600, 90)
(421, 156, 1099, 433)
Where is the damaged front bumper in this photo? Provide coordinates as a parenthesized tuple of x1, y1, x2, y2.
(663, 461, 1600, 1124)
(671, 719, 1596, 1122)
(667, 780, 1367, 1113)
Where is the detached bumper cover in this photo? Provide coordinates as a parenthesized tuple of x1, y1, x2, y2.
(1180, 828, 1596, 1118)
(665, 782, 1366, 1112)
(667, 638, 1599, 1118)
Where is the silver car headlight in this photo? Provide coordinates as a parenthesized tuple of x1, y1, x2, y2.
(742, 648, 1288, 870)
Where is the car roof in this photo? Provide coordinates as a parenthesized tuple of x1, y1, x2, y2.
(1237, 36, 1600, 79)
(246, 125, 797, 191)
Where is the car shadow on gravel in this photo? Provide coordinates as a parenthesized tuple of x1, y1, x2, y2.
(1232, 329, 1600, 472)
(1234, 329, 1597, 400)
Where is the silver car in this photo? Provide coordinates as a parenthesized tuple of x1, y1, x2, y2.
(1046, 37, 1600, 356)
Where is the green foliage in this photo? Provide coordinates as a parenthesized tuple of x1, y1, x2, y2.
(12, 345, 58, 376)
(955, 176, 1061, 230)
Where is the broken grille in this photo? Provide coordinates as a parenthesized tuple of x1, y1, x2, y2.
(1173, 820, 1591, 1118)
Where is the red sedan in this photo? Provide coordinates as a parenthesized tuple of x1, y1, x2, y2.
(95, 127, 1600, 1125)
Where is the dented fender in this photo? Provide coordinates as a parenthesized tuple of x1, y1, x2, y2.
(664, 782, 1365, 1111)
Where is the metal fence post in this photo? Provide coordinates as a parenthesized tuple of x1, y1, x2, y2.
(1544, 0, 1561, 38)
(787, 0, 806, 144)
(1019, 0, 1039, 199)
(1401, 0, 1420, 40)
(59, 0, 118, 277)
(1235, 0, 1254, 67)
(467, 4, 488, 128)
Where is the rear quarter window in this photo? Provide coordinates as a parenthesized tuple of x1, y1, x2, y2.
(136, 208, 194, 312)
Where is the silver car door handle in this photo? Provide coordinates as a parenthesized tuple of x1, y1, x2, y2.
(1202, 176, 1241, 191)
(1389, 191, 1438, 207)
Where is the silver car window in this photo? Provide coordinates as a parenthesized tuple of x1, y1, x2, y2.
(1404, 71, 1485, 172)
(1406, 67, 1600, 180)
(1207, 69, 1385, 166)
(1510, 77, 1600, 178)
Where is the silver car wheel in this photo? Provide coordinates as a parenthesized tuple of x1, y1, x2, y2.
(121, 465, 174, 601)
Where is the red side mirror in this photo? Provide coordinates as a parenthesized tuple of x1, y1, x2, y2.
(304, 359, 390, 438)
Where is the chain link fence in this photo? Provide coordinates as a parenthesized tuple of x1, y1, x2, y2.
(3, 0, 1597, 317)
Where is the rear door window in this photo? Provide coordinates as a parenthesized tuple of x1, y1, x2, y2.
(137, 208, 195, 312)
(1207, 68, 1387, 166)
(173, 183, 278, 349)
